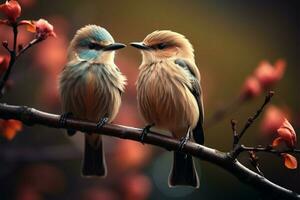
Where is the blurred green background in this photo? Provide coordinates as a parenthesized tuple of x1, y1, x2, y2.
(0, 0, 299, 199)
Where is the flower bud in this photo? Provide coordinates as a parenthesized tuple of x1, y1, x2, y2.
(0, 0, 21, 22)
(240, 76, 262, 101)
(26, 19, 56, 40)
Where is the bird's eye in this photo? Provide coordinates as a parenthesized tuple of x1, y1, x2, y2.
(157, 43, 166, 50)
(88, 43, 97, 49)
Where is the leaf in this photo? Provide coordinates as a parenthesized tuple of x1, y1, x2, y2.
(272, 137, 283, 147)
(277, 118, 297, 148)
(26, 23, 36, 33)
(282, 153, 297, 169)
(18, 20, 36, 33)
(3, 127, 17, 140)
(0, 119, 22, 140)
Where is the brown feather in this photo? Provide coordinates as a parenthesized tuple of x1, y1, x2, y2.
(137, 59, 199, 138)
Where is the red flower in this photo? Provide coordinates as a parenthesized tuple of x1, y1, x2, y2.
(281, 153, 297, 169)
(0, 55, 9, 76)
(240, 76, 262, 100)
(260, 105, 287, 135)
(0, 0, 21, 22)
(239, 59, 286, 101)
(27, 19, 56, 40)
(272, 118, 297, 148)
(0, 119, 22, 140)
(254, 59, 286, 89)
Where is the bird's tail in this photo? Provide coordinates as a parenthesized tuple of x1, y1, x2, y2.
(81, 133, 107, 177)
(169, 151, 199, 188)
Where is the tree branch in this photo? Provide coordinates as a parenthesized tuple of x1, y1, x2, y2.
(235, 145, 300, 157)
(0, 103, 299, 200)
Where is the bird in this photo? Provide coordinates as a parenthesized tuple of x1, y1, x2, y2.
(59, 25, 126, 177)
(131, 30, 204, 188)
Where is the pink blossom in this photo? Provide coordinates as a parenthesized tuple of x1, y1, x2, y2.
(240, 76, 262, 100)
(272, 118, 297, 148)
(281, 153, 297, 169)
(260, 105, 286, 135)
(0, 0, 21, 22)
(27, 19, 56, 40)
(254, 59, 286, 89)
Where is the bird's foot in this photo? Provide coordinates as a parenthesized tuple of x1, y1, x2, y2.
(59, 112, 73, 126)
(96, 117, 109, 128)
(59, 112, 76, 136)
(178, 135, 189, 152)
(178, 136, 190, 159)
(140, 123, 154, 144)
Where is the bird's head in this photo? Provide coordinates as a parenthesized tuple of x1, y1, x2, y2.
(131, 30, 194, 63)
(68, 25, 125, 63)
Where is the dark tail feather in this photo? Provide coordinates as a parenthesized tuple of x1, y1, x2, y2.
(67, 129, 76, 136)
(193, 120, 204, 145)
(169, 151, 199, 188)
(81, 134, 106, 177)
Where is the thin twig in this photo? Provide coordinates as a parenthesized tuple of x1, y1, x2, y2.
(248, 151, 264, 176)
(205, 96, 242, 129)
(0, 27, 42, 97)
(17, 38, 42, 57)
(0, 24, 18, 96)
(12, 24, 18, 52)
(235, 91, 274, 145)
(0, 103, 299, 200)
(239, 145, 300, 156)
(231, 119, 238, 148)
(2, 41, 11, 53)
(0, 51, 16, 97)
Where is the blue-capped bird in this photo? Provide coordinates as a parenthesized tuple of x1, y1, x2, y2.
(131, 30, 204, 188)
(59, 25, 126, 177)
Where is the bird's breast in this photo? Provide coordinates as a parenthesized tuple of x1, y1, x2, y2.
(59, 62, 123, 122)
(137, 60, 199, 136)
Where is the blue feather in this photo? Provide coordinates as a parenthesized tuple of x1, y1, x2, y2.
(91, 27, 114, 42)
(76, 26, 114, 61)
(78, 49, 99, 60)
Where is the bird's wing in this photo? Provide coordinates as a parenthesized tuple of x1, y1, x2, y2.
(93, 63, 126, 95)
(175, 59, 204, 144)
(61, 54, 86, 71)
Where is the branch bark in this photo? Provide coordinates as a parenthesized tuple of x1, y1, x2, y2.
(0, 103, 299, 200)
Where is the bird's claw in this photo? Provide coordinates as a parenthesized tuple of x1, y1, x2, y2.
(140, 124, 154, 144)
(96, 117, 109, 128)
(178, 136, 189, 152)
(59, 112, 76, 136)
(59, 112, 73, 127)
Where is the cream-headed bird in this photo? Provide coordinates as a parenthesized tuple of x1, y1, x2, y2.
(59, 25, 126, 177)
(131, 30, 204, 188)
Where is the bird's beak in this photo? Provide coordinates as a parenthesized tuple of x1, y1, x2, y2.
(130, 42, 151, 50)
(103, 43, 126, 51)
